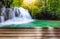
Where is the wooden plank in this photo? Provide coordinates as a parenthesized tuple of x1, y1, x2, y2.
(0, 28, 60, 39)
(0, 37, 18, 39)
(0, 33, 42, 37)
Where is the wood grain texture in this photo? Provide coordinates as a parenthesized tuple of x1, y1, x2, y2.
(0, 28, 60, 39)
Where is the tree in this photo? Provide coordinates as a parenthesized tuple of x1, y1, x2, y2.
(11, 0, 23, 7)
(47, 0, 60, 19)
(3, 0, 13, 8)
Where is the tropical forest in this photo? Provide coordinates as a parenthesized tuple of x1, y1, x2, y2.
(0, 0, 60, 27)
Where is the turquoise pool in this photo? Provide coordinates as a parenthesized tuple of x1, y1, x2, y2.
(1, 20, 60, 28)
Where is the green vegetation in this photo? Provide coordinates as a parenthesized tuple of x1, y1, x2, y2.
(47, 0, 60, 20)
(2, 0, 60, 20)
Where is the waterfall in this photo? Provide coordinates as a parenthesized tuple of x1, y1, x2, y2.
(19, 7, 32, 19)
(0, 7, 5, 23)
(0, 16, 4, 22)
(8, 7, 33, 22)
(0, 7, 34, 26)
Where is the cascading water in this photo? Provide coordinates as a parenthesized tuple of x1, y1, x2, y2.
(0, 7, 34, 27)
(0, 16, 4, 22)
(19, 7, 32, 19)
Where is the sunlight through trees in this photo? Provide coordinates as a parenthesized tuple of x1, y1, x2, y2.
(2, 0, 60, 20)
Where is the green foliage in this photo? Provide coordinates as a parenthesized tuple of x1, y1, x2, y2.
(3, 0, 13, 7)
(47, 0, 60, 16)
(11, 0, 23, 7)
(3, 0, 23, 7)
(30, 0, 45, 18)
(2, 0, 60, 19)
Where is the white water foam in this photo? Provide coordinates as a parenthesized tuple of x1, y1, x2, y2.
(0, 7, 34, 27)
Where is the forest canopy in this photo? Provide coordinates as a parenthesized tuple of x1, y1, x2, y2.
(2, 0, 60, 20)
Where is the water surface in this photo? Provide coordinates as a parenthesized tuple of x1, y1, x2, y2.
(1, 20, 60, 28)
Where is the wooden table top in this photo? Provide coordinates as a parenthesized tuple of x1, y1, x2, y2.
(0, 28, 60, 39)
